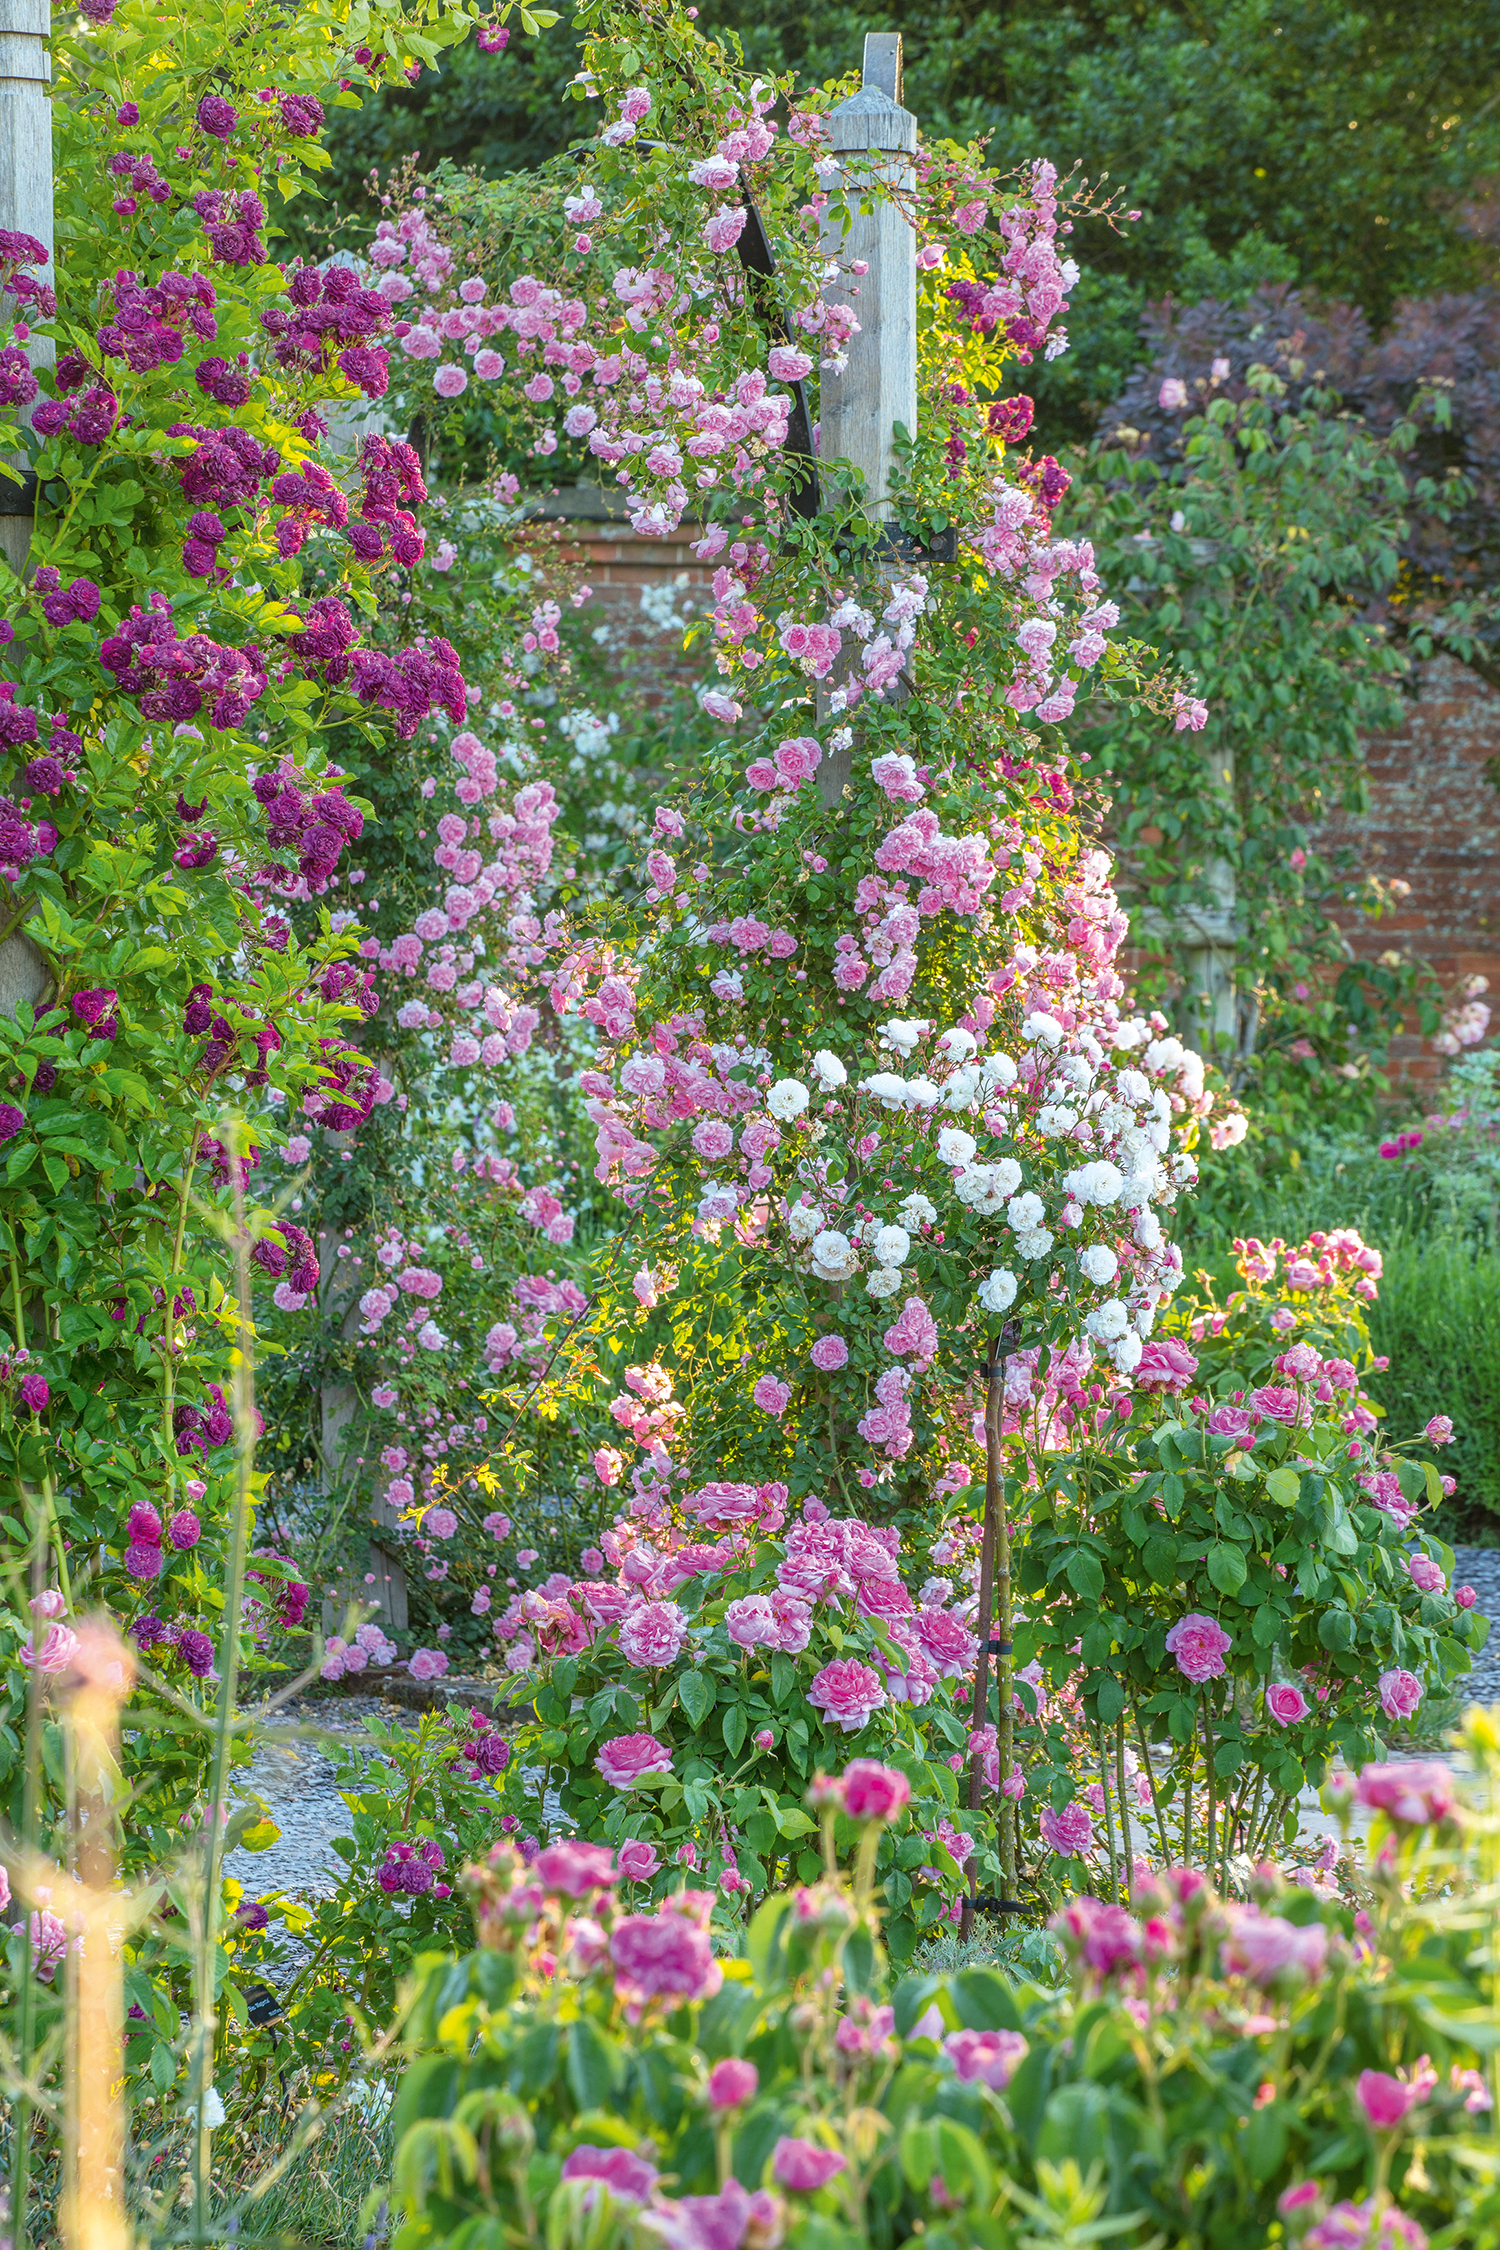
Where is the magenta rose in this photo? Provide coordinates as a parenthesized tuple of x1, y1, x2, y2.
(1378, 1668, 1423, 1722)
(1424, 1414, 1454, 1446)
(707, 2056, 758, 2110)
(617, 1601, 688, 1669)
(1356, 2070, 1423, 2131)
(1356, 1760, 1455, 1826)
(1265, 1682, 1309, 1727)
(908, 1607, 978, 1678)
(560, 2146, 658, 2205)
(806, 1658, 886, 1734)
(595, 1733, 673, 1789)
(810, 1334, 849, 1371)
(773, 2138, 846, 2192)
(532, 1841, 619, 1897)
(1407, 1554, 1446, 1593)
(609, 1907, 722, 2004)
(943, 2026, 1028, 2089)
(616, 1839, 661, 1883)
(1164, 1612, 1232, 1683)
(839, 1759, 911, 1824)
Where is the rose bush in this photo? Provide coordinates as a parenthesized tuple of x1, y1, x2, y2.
(384, 1730, 1500, 2250)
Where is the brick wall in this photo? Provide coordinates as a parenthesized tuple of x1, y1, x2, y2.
(540, 494, 1500, 1089)
(1316, 657, 1500, 1086)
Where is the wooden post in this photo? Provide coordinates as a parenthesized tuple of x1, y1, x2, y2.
(816, 31, 917, 810)
(0, 3, 52, 1018)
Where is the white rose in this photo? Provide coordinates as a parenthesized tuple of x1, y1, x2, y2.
(786, 1199, 824, 1242)
(903, 1076, 941, 1109)
(1086, 1297, 1129, 1342)
(1111, 1331, 1144, 1373)
(935, 1027, 977, 1062)
(1143, 1037, 1184, 1074)
(1078, 1243, 1118, 1286)
(872, 1224, 911, 1268)
(981, 1051, 1018, 1089)
(1015, 1228, 1054, 1261)
(865, 1265, 903, 1298)
(879, 1016, 931, 1055)
(1179, 1049, 1205, 1099)
(954, 1166, 1009, 1215)
(1172, 1152, 1199, 1186)
(897, 1192, 937, 1229)
(1006, 1190, 1045, 1233)
(1115, 1067, 1150, 1106)
(942, 1064, 982, 1111)
(1133, 1209, 1163, 1250)
(992, 1157, 1022, 1197)
(937, 1127, 977, 1168)
(860, 1072, 908, 1109)
(1022, 1012, 1063, 1048)
(1112, 1017, 1148, 1051)
(767, 1077, 810, 1122)
(810, 1229, 859, 1281)
(811, 1049, 847, 1090)
(977, 1267, 1018, 1313)
(1064, 1160, 1124, 1207)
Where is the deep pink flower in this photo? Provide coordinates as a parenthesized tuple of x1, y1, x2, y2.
(1265, 1682, 1309, 1726)
(1221, 1907, 1328, 1984)
(616, 1839, 660, 1882)
(1205, 1404, 1253, 1441)
(753, 1375, 791, 1417)
(806, 1658, 886, 1734)
(839, 1760, 911, 1823)
(708, 2056, 758, 2109)
(810, 1334, 849, 1371)
(1038, 1802, 1094, 1855)
(1306, 2197, 1427, 2250)
(1356, 2070, 1421, 2130)
(908, 1607, 977, 1678)
(533, 1841, 619, 1897)
(1407, 1554, 1445, 1594)
(595, 1733, 673, 1789)
(1355, 1761, 1456, 1826)
(1134, 1338, 1198, 1393)
(1424, 1415, 1454, 1446)
(560, 2145, 658, 2204)
(1248, 1385, 1301, 1426)
(609, 1907, 722, 2005)
(773, 2138, 846, 2192)
(1165, 1612, 1232, 1682)
(944, 2027, 1028, 2088)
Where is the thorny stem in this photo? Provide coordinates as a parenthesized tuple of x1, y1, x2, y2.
(1093, 1717, 1119, 1900)
(1130, 1688, 1172, 1864)
(1115, 1717, 1134, 1896)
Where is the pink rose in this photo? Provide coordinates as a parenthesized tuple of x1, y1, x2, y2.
(708, 2056, 758, 2109)
(424, 1507, 458, 1539)
(1221, 1907, 1328, 1985)
(1456, 1583, 1477, 1608)
(408, 1647, 448, 1681)
(773, 2138, 846, 2192)
(610, 1907, 723, 2004)
(1248, 1385, 1301, 1426)
(1356, 2070, 1422, 2131)
(1424, 1415, 1454, 1446)
(560, 2146, 658, 2205)
(1038, 1802, 1094, 1855)
(1378, 1668, 1423, 1722)
(1205, 1405, 1253, 1442)
(1164, 1612, 1232, 1683)
(725, 1595, 777, 1650)
(1278, 2182, 1323, 2218)
(618, 1601, 688, 1669)
(595, 1733, 673, 1789)
(753, 1375, 791, 1417)
(908, 1607, 978, 1679)
(691, 1118, 735, 1160)
(839, 1759, 911, 1824)
(1158, 377, 1187, 410)
(1407, 1554, 1445, 1594)
(807, 1658, 886, 1734)
(1265, 1682, 1309, 1726)
(754, 1727, 774, 1750)
(616, 1839, 661, 1883)
(20, 1623, 79, 1674)
(1134, 1338, 1199, 1393)
(943, 2026, 1028, 2089)
(810, 1334, 848, 1371)
(533, 1841, 619, 1897)
(1355, 1760, 1455, 1826)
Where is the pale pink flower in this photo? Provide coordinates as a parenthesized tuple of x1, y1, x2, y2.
(725, 1596, 777, 1650)
(533, 1841, 619, 1897)
(1407, 1554, 1445, 1593)
(618, 1602, 688, 1669)
(1221, 1907, 1328, 1985)
(560, 2146, 658, 2205)
(944, 2027, 1028, 2089)
(616, 1839, 660, 1882)
(753, 1375, 791, 1417)
(20, 1623, 79, 1674)
(810, 1334, 848, 1371)
(1378, 1669, 1423, 1722)
(1164, 1612, 1232, 1683)
(1424, 1415, 1454, 1446)
(1158, 377, 1188, 410)
(408, 1647, 448, 1681)
(1356, 1760, 1455, 1826)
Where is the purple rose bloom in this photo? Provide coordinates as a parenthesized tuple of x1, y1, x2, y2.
(280, 95, 325, 137)
(196, 94, 237, 139)
(234, 1900, 269, 1930)
(25, 756, 63, 796)
(398, 1857, 434, 1896)
(178, 1629, 214, 1676)
(168, 1508, 201, 1550)
(0, 1102, 24, 1144)
(125, 1541, 163, 1581)
(116, 102, 139, 126)
(18, 1371, 47, 1411)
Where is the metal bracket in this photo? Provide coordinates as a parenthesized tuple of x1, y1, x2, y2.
(970, 1894, 1030, 1917)
(984, 1638, 1013, 1657)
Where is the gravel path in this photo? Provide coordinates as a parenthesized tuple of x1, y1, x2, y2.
(1452, 1547, 1500, 1703)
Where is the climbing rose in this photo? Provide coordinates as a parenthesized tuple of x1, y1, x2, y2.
(1356, 1761, 1456, 1826)
(1164, 1612, 1232, 1682)
(838, 1760, 911, 1823)
(1038, 1802, 1093, 1855)
(595, 1733, 672, 1788)
(806, 1658, 886, 1733)
(810, 1334, 848, 1371)
(752, 1375, 791, 1416)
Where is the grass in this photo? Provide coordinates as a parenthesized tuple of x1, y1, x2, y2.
(213, 2096, 392, 2248)
(916, 1919, 1065, 1985)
